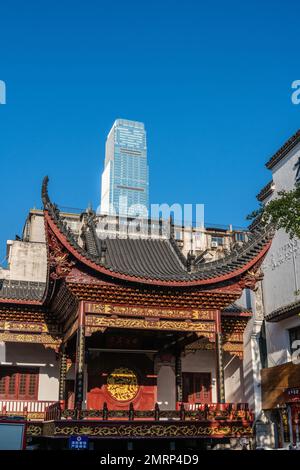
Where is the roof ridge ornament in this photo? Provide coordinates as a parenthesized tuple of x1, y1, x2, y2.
(41, 175, 50, 209)
(187, 251, 196, 273)
(100, 239, 107, 265)
(41, 176, 61, 222)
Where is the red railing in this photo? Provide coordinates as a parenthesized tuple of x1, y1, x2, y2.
(177, 402, 252, 421)
(0, 399, 56, 419)
(179, 402, 249, 411)
(47, 401, 253, 422)
(45, 401, 65, 421)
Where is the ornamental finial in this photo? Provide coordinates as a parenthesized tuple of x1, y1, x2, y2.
(41, 176, 50, 209)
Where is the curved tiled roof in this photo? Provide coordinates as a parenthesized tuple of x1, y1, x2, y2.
(42, 177, 273, 286)
(99, 238, 186, 281)
(0, 279, 46, 302)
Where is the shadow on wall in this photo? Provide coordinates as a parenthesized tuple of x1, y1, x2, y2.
(243, 317, 260, 411)
(4, 342, 58, 380)
(224, 352, 246, 403)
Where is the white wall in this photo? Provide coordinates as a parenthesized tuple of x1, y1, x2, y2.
(0, 342, 59, 401)
(157, 365, 176, 410)
(243, 316, 260, 412)
(224, 352, 245, 403)
(265, 315, 300, 367)
(262, 142, 300, 316)
(262, 230, 300, 315)
(182, 350, 218, 402)
(259, 140, 300, 413)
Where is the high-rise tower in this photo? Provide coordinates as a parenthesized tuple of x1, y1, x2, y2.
(100, 119, 149, 216)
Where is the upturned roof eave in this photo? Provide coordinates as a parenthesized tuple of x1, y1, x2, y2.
(45, 210, 271, 288)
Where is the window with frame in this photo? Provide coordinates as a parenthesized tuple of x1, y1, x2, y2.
(235, 232, 245, 242)
(289, 326, 300, 355)
(175, 230, 183, 240)
(211, 236, 224, 246)
(0, 367, 39, 400)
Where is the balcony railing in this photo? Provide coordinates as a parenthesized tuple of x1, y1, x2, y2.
(45, 401, 253, 422)
(0, 399, 57, 420)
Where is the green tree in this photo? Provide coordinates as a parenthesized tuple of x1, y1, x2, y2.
(247, 184, 300, 239)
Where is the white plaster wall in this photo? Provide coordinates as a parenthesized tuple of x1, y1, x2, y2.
(262, 230, 300, 315)
(272, 142, 300, 192)
(265, 314, 300, 367)
(262, 142, 300, 316)
(181, 350, 217, 402)
(224, 353, 245, 403)
(157, 365, 176, 410)
(243, 317, 256, 410)
(257, 139, 300, 412)
(0, 342, 59, 401)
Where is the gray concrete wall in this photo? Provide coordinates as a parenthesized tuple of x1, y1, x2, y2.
(5, 240, 47, 282)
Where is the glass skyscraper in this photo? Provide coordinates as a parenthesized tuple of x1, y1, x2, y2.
(100, 119, 149, 216)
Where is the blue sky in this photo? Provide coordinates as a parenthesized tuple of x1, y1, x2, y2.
(0, 0, 300, 263)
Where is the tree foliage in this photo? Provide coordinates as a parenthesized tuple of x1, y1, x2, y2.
(247, 184, 300, 239)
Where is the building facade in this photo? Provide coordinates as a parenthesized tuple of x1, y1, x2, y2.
(0, 177, 272, 449)
(257, 129, 300, 448)
(100, 119, 149, 217)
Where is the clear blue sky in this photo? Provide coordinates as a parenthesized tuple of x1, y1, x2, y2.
(0, 0, 300, 263)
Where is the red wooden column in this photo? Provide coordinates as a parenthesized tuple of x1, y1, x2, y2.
(74, 301, 86, 414)
(175, 351, 183, 404)
(215, 310, 225, 404)
(58, 344, 67, 409)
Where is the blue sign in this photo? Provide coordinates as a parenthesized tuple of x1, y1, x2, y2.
(68, 435, 89, 450)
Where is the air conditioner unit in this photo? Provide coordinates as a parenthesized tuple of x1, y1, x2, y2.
(211, 241, 218, 248)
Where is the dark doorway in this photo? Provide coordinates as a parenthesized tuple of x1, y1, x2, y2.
(182, 372, 212, 404)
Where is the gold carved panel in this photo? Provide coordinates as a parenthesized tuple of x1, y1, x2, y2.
(85, 303, 216, 321)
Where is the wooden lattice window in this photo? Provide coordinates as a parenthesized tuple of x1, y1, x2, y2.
(0, 367, 39, 400)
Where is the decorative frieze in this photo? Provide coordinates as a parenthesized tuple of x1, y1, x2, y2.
(223, 342, 244, 358)
(85, 303, 216, 321)
(0, 332, 61, 350)
(85, 315, 216, 334)
(41, 420, 253, 438)
(0, 320, 60, 335)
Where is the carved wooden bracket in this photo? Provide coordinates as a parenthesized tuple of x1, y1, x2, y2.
(48, 227, 75, 280)
(238, 267, 264, 292)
